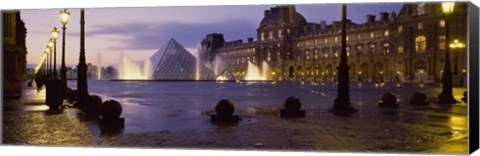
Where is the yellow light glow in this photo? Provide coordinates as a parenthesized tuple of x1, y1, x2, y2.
(59, 9, 70, 25)
(51, 27, 59, 39)
(442, 2, 455, 15)
(48, 39, 54, 47)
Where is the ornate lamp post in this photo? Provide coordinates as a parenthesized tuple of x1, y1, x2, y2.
(449, 39, 465, 75)
(438, 2, 457, 104)
(45, 47, 51, 77)
(333, 4, 355, 114)
(51, 27, 59, 77)
(59, 9, 70, 87)
(47, 39, 54, 77)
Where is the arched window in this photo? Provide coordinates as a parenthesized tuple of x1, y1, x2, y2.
(415, 35, 427, 53)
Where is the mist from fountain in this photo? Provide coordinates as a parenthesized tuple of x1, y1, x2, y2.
(244, 61, 270, 81)
(118, 54, 150, 80)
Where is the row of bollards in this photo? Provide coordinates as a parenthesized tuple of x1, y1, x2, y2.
(210, 96, 306, 124)
(77, 94, 125, 129)
(211, 90, 469, 124)
(46, 85, 125, 129)
(379, 91, 468, 108)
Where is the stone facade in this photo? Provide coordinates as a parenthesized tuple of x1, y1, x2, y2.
(3, 11, 28, 99)
(200, 3, 468, 82)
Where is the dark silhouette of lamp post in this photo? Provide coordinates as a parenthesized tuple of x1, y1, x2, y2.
(45, 47, 51, 77)
(48, 39, 54, 77)
(51, 27, 59, 77)
(333, 4, 356, 114)
(438, 2, 457, 104)
(59, 9, 70, 87)
(77, 9, 89, 106)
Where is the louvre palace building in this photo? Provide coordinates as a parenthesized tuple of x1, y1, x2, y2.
(200, 3, 468, 83)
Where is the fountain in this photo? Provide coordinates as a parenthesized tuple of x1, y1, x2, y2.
(118, 53, 150, 80)
(244, 61, 270, 81)
(97, 51, 102, 80)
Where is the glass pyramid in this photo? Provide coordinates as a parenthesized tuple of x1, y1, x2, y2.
(150, 39, 215, 80)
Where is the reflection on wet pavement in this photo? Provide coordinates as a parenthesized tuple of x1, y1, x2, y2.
(3, 80, 468, 154)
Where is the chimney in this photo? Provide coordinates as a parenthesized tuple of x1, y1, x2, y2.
(238, 40, 243, 44)
(366, 14, 376, 23)
(380, 12, 389, 21)
(264, 10, 270, 16)
(320, 20, 327, 30)
(247, 37, 253, 43)
(333, 21, 341, 29)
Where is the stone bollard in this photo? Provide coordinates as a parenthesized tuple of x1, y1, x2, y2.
(280, 96, 306, 117)
(45, 78, 64, 110)
(85, 95, 102, 116)
(462, 91, 467, 103)
(409, 92, 428, 106)
(66, 89, 78, 104)
(210, 99, 240, 124)
(379, 93, 399, 108)
(100, 100, 125, 128)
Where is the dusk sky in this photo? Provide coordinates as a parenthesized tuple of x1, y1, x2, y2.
(22, 3, 403, 68)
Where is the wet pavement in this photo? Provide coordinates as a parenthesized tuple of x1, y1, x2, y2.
(2, 81, 469, 154)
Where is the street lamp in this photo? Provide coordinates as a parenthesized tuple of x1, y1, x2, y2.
(51, 27, 59, 77)
(333, 4, 355, 115)
(438, 2, 457, 104)
(449, 39, 465, 75)
(48, 39, 54, 77)
(59, 9, 70, 87)
(45, 46, 51, 76)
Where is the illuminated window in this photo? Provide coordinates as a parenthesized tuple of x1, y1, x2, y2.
(278, 30, 283, 38)
(296, 43, 300, 47)
(261, 32, 265, 41)
(287, 28, 291, 34)
(439, 19, 445, 28)
(269, 31, 273, 40)
(306, 41, 309, 46)
(398, 25, 403, 33)
(324, 38, 328, 43)
(397, 46, 404, 53)
(369, 43, 376, 54)
(417, 23, 424, 30)
(306, 51, 310, 60)
(314, 50, 319, 59)
(415, 35, 427, 52)
(357, 34, 362, 39)
(267, 52, 271, 62)
(417, 3, 425, 15)
(346, 47, 350, 57)
(252, 48, 256, 52)
(323, 52, 328, 58)
(439, 41, 446, 50)
(439, 35, 446, 50)
(370, 32, 375, 38)
(383, 43, 390, 54)
(356, 45, 362, 52)
(334, 36, 338, 42)
(315, 39, 318, 45)
(334, 49, 339, 58)
(384, 30, 389, 37)
(346, 35, 349, 41)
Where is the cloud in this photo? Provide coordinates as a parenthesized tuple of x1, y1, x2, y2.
(86, 19, 258, 50)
